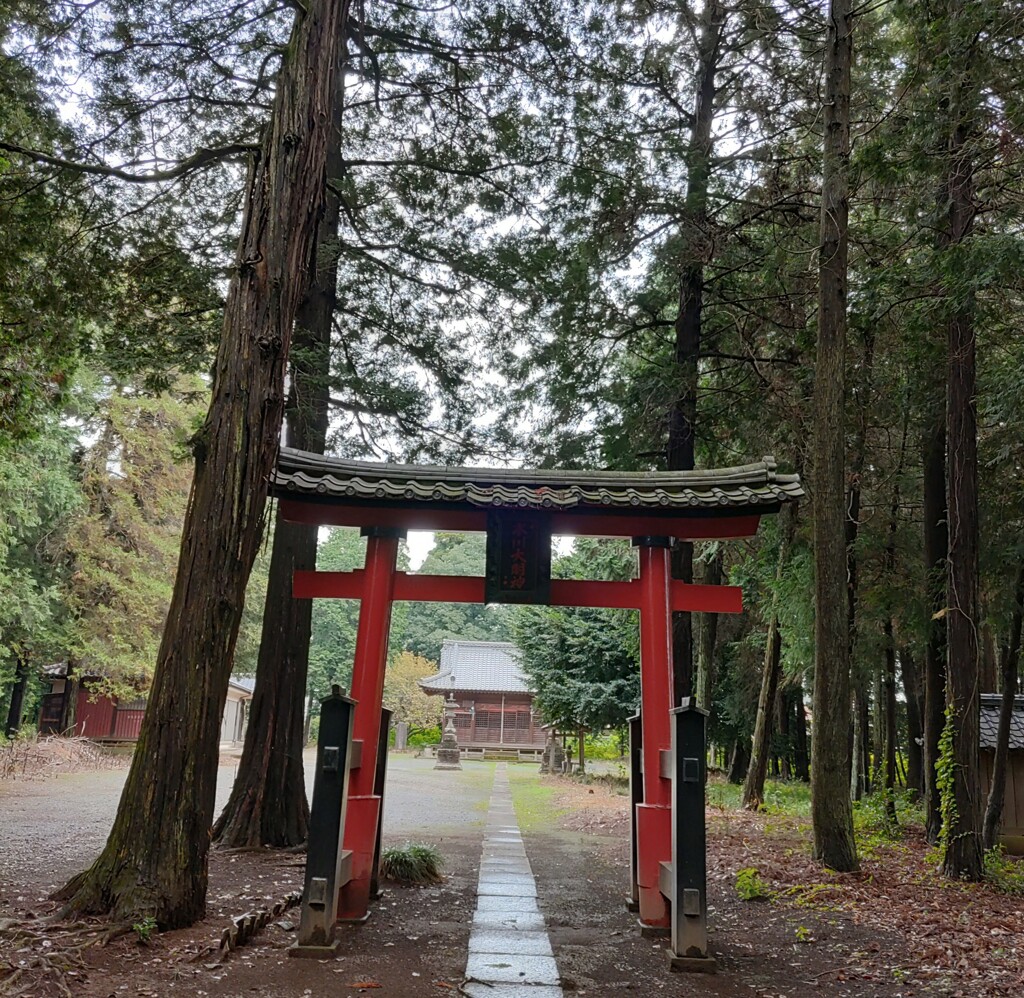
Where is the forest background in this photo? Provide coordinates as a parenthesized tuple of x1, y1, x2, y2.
(1, 0, 1023, 924)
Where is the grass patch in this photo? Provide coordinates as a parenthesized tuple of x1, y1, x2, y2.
(506, 763, 566, 831)
(379, 842, 444, 884)
(707, 776, 812, 816)
(851, 788, 923, 856)
(570, 770, 630, 795)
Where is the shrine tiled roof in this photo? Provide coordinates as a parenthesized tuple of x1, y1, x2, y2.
(980, 694, 1024, 750)
(419, 640, 532, 695)
(273, 448, 803, 513)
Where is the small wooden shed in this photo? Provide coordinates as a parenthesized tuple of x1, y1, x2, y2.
(38, 665, 254, 746)
(979, 693, 1024, 855)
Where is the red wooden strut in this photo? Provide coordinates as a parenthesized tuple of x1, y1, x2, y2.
(294, 570, 743, 615)
(337, 529, 403, 922)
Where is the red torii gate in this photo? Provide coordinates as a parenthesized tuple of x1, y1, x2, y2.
(274, 447, 802, 930)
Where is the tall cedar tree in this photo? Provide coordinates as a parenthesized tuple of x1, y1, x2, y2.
(983, 564, 1023, 849)
(56, 0, 349, 927)
(940, 0, 983, 880)
(213, 47, 346, 849)
(743, 504, 796, 810)
(810, 0, 858, 872)
(669, 1, 726, 704)
(922, 399, 948, 842)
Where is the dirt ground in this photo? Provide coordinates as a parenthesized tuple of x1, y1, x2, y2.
(2, 754, 1022, 998)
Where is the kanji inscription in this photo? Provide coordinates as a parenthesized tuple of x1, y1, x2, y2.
(484, 510, 552, 605)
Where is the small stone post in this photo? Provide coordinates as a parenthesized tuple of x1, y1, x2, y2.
(291, 686, 355, 958)
(668, 697, 715, 972)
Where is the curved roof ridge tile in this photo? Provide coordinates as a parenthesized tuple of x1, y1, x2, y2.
(274, 448, 804, 512)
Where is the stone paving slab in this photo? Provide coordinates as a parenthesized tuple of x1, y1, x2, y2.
(466, 953, 561, 985)
(462, 985, 565, 998)
(469, 929, 553, 956)
(472, 911, 548, 931)
(475, 893, 540, 911)
(477, 872, 538, 887)
(477, 880, 538, 897)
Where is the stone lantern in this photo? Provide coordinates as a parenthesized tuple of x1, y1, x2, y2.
(434, 692, 462, 770)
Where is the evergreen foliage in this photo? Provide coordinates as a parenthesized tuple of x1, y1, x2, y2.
(512, 539, 639, 731)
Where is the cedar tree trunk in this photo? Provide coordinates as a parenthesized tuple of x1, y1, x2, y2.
(55, 0, 349, 928)
(922, 409, 948, 842)
(793, 682, 810, 782)
(695, 550, 723, 711)
(810, 0, 858, 873)
(727, 738, 749, 784)
(983, 562, 1024, 850)
(941, 74, 983, 878)
(668, 1, 725, 704)
(902, 646, 924, 796)
(743, 505, 794, 809)
(213, 49, 345, 849)
(4, 651, 29, 738)
(845, 327, 874, 801)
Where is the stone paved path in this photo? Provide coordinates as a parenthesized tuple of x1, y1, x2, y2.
(463, 763, 564, 998)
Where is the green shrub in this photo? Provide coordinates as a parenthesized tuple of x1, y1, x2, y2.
(133, 916, 157, 944)
(735, 867, 772, 901)
(380, 842, 444, 884)
(408, 725, 441, 747)
(583, 731, 625, 760)
(985, 847, 1024, 897)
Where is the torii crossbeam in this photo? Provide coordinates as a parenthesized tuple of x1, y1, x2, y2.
(273, 448, 802, 937)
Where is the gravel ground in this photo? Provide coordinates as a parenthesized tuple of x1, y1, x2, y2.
(0, 752, 493, 897)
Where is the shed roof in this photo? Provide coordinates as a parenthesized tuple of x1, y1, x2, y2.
(419, 640, 532, 695)
(229, 676, 256, 695)
(273, 448, 803, 514)
(980, 694, 1024, 750)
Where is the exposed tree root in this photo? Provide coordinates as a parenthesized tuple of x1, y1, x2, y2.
(0, 916, 134, 997)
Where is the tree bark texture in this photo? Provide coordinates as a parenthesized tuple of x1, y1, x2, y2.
(4, 652, 29, 738)
(983, 562, 1023, 850)
(56, 0, 349, 928)
(213, 48, 345, 850)
(727, 738, 749, 784)
(743, 622, 782, 810)
(940, 7, 983, 878)
(743, 505, 794, 809)
(845, 326, 874, 802)
(902, 646, 924, 796)
(922, 409, 948, 842)
(810, 0, 858, 873)
(668, 1, 725, 705)
(695, 550, 723, 710)
(849, 681, 869, 800)
(881, 414, 907, 817)
(793, 682, 810, 782)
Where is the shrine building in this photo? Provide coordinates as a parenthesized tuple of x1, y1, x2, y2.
(418, 639, 546, 754)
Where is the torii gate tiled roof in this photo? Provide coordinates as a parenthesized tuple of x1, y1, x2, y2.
(273, 447, 803, 513)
